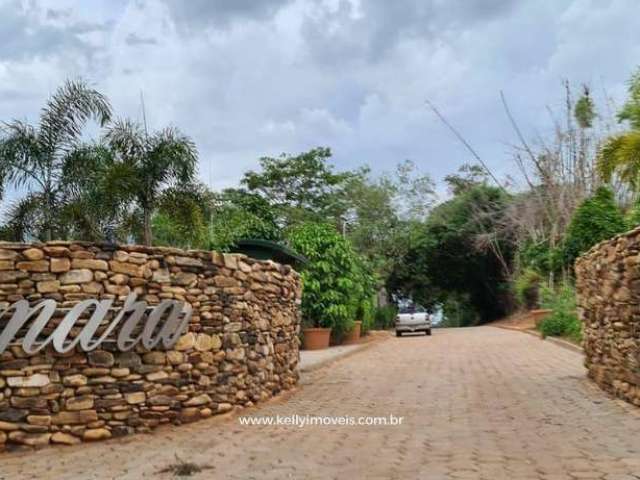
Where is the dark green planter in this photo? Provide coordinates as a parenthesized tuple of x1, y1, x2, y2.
(230, 239, 308, 270)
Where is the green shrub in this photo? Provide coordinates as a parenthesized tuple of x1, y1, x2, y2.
(208, 206, 281, 252)
(513, 269, 542, 309)
(518, 240, 561, 276)
(562, 187, 626, 268)
(288, 223, 375, 338)
(625, 199, 640, 228)
(440, 293, 479, 328)
(358, 298, 375, 335)
(373, 305, 397, 329)
(538, 283, 582, 343)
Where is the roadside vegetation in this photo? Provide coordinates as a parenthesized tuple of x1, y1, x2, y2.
(2, 68, 640, 337)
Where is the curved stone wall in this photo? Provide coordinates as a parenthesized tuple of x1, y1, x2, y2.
(575, 227, 640, 407)
(0, 241, 301, 450)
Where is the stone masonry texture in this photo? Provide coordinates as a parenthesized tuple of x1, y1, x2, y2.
(576, 226, 640, 408)
(0, 241, 301, 451)
(2, 328, 640, 479)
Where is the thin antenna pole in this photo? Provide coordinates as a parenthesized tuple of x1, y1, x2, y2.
(425, 99, 507, 193)
(140, 90, 149, 139)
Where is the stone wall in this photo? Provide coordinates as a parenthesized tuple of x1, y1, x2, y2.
(0, 241, 301, 450)
(575, 227, 640, 406)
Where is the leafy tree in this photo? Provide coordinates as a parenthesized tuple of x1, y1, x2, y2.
(208, 207, 281, 252)
(242, 147, 361, 227)
(104, 119, 198, 245)
(597, 69, 640, 189)
(388, 184, 514, 324)
(517, 239, 562, 278)
(443, 163, 489, 195)
(217, 188, 278, 225)
(345, 161, 435, 283)
(0, 80, 112, 240)
(392, 159, 436, 221)
(204, 188, 282, 251)
(562, 187, 626, 267)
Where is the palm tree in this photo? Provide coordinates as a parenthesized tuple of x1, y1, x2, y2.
(59, 144, 140, 242)
(597, 70, 640, 190)
(104, 119, 198, 245)
(0, 80, 112, 240)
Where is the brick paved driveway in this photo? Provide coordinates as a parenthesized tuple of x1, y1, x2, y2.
(3, 327, 640, 480)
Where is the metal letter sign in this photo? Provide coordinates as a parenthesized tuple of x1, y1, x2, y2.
(0, 293, 192, 354)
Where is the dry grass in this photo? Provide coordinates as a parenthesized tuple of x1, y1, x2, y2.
(159, 454, 213, 477)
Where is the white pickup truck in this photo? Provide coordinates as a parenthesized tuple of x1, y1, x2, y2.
(395, 304, 432, 337)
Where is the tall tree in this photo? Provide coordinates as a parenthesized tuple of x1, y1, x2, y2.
(0, 80, 112, 240)
(104, 119, 198, 245)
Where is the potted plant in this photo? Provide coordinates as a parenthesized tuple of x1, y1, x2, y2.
(341, 320, 362, 345)
(288, 223, 362, 350)
(342, 300, 370, 344)
(301, 321, 333, 350)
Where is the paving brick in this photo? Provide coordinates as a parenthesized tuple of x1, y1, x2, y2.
(3, 327, 640, 479)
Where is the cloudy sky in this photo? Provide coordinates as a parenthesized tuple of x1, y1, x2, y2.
(1, 0, 639, 194)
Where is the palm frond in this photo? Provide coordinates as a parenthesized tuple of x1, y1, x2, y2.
(146, 126, 198, 184)
(1, 193, 47, 241)
(597, 131, 640, 189)
(39, 79, 112, 154)
(104, 119, 146, 162)
(0, 120, 45, 189)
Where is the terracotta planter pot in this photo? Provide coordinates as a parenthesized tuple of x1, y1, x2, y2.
(302, 328, 332, 350)
(530, 308, 553, 327)
(342, 321, 362, 345)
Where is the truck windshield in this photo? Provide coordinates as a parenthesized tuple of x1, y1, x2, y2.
(399, 305, 425, 314)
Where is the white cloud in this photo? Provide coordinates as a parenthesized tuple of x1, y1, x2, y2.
(0, 0, 639, 197)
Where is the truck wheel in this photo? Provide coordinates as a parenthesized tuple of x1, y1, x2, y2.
(425, 329, 432, 336)
(396, 331, 402, 337)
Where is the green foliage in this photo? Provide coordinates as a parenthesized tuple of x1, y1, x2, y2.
(562, 187, 626, 267)
(443, 163, 489, 195)
(288, 223, 374, 336)
(0, 79, 112, 241)
(574, 86, 595, 129)
(617, 68, 640, 130)
(242, 147, 361, 227)
(358, 297, 376, 335)
(597, 69, 640, 190)
(388, 184, 514, 324)
(538, 283, 581, 343)
(204, 187, 282, 251)
(104, 119, 198, 245)
(151, 183, 211, 249)
(625, 199, 640, 228)
(373, 304, 398, 330)
(217, 188, 279, 226)
(518, 240, 561, 276)
(514, 269, 542, 309)
(440, 293, 479, 328)
(345, 161, 435, 281)
(208, 207, 281, 252)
